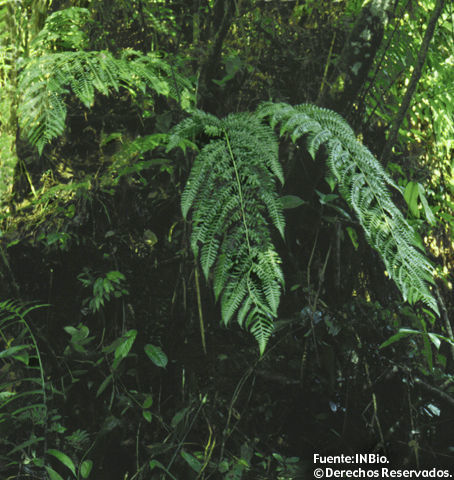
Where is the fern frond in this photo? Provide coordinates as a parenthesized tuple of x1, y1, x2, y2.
(18, 45, 193, 154)
(31, 7, 92, 52)
(222, 275, 249, 325)
(0, 300, 48, 460)
(173, 112, 285, 353)
(18, 56, 68, 154)
(259, 102, 438, 314)
(181, 141, 228, 219)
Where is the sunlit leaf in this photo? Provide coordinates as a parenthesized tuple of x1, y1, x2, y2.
(144, 344, 168, 368)
(47, 449, 76, 476)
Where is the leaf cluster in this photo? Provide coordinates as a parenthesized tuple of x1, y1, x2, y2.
(0, 301, 47, 473)
(172, 102, 439, 353)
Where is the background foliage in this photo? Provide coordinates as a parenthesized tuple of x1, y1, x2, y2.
(0, 0, 453, 479)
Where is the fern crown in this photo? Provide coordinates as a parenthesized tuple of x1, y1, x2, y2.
(15, 8, 439, 353)
(172, 103, 438, 353)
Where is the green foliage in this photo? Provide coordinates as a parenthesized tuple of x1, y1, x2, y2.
(18, 48, 191, 154)
(0, 300, 47, 476)
(258, 101, 439, 314)
(31, 7, 92, 52)
(169, 111, 285, 354)
(103, 328, 137, 371)
(361, 2, 453, 285)
(0, 2, 451, 475)
(104, 132, 195, 187)
(144, 343, 168, 368)
(174, 103, 438, 354)
(15, 7, 193, 155)
(78, 268, 128, 314)
(0, 133, 16, 200)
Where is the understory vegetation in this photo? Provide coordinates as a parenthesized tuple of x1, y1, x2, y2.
(0, 1, 453, 479)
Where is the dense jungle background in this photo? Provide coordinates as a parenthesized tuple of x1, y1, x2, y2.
(1, 0, 454, 478)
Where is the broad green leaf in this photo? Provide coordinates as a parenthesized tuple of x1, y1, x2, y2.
(47, 449, 76, 476)
(114, 330, 137, 359)
(428, 332, 441, 350)
(325, 174, 337, 191)
(96, 374, 113, 398)
(417, 183, 436, 225)
(180, 450, 202, 472)
(80, 459, 93, 478)
(280, 195, 306, 209)
(404, 181, 419, 218)
(346, 227, 359, 250)
(112, 329, 137, 370)
(45, 466, 64, 480)
(316, 190, 339, 205)
(64, 326, 80, 336)
(144, 344, 168, 368)
(379, 328, 419, 348)
(143, 410, 152, 423)
(0, 345, 30, 359)
(143, 394, 153, 409)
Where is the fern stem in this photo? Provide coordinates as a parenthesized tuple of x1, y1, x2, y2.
(19, 159, 37, 198)
(223, 129, 252, 253)
(317, 31, 336, 102)
(194, 264, 207, 355)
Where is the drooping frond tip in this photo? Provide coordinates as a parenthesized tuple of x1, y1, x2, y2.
(258, 101, 439, 315)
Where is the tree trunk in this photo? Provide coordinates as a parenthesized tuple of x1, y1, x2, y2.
(321, 0, 391, 117)
(197, 0, 235, 112)
(380, 0, 446, 163)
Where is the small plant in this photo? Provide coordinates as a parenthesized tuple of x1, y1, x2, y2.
(78, 268, 128, 314)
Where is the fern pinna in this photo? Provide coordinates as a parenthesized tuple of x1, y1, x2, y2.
(169, 111, 285, 354)
(257, 102, 438, 315)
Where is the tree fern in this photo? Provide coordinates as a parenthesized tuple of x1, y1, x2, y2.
(257, 102, 438, 314)
(169, 112, 285, 354)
